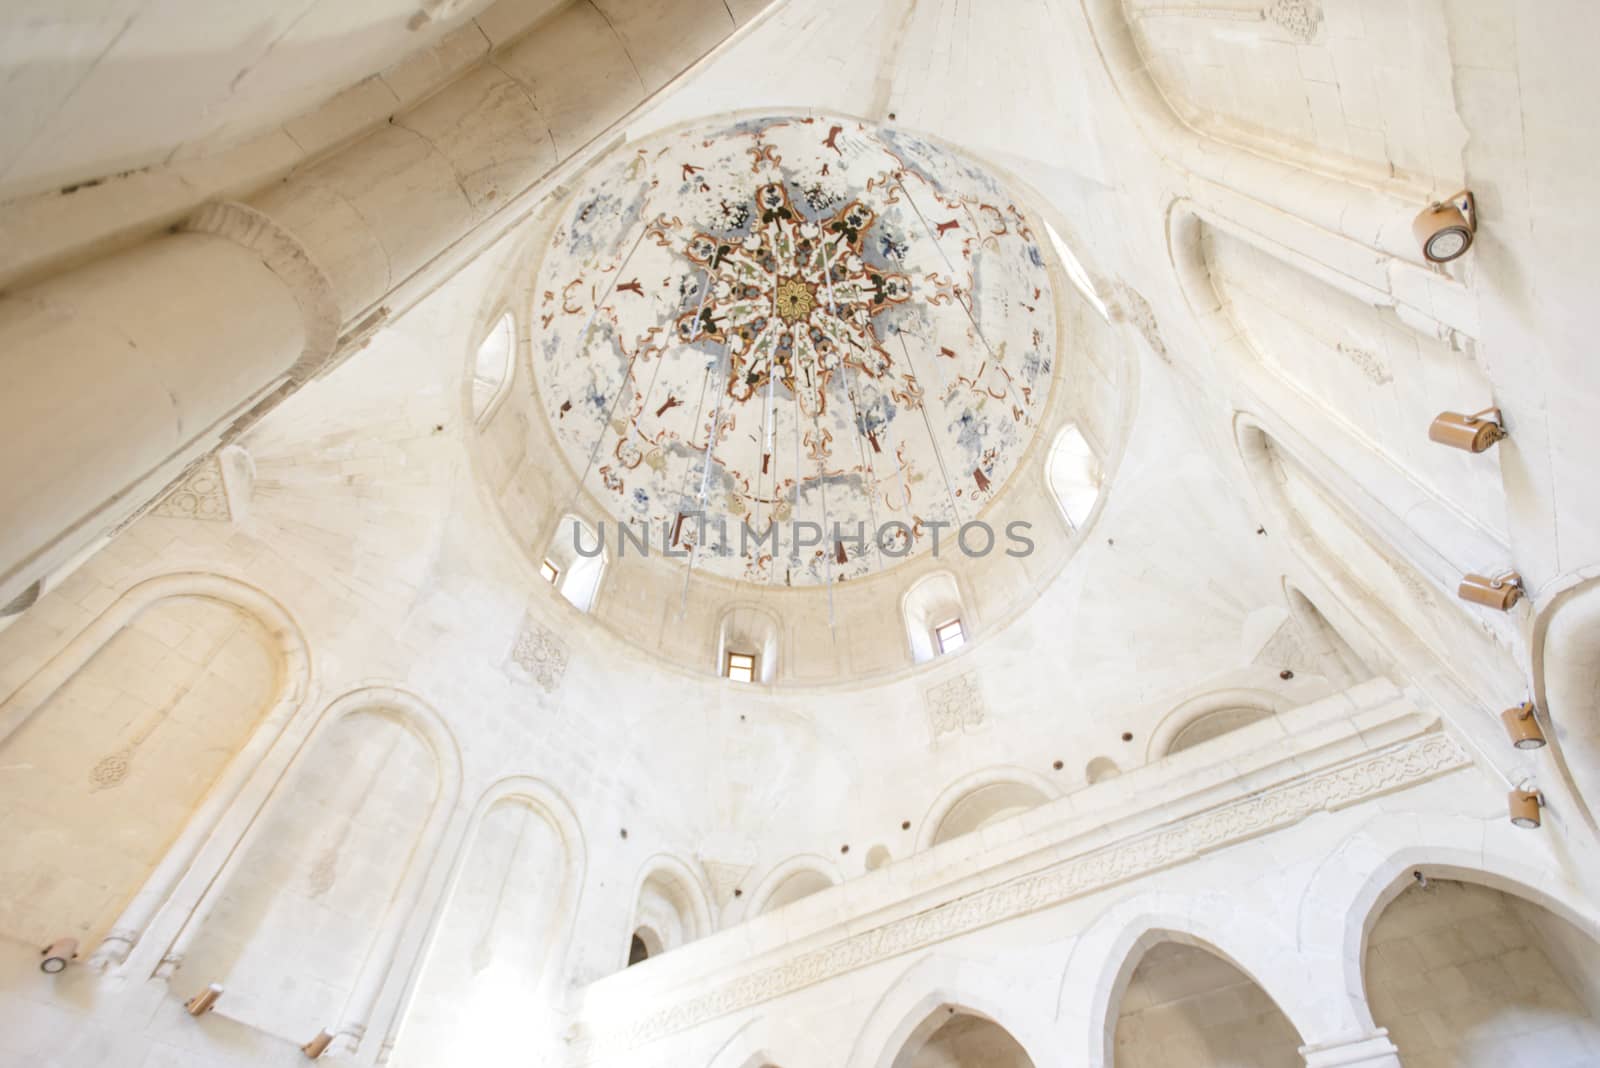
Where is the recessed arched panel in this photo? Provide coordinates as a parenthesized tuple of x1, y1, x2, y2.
(0, 594, 281, 950)
(177, 702, 448, 1043)
(389, 795, 571, 1068)
(1364, 877, 1600, 1062)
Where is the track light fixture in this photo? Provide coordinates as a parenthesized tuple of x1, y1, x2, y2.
(1429, 407, 1506, 453)
(39, 938, 77, 974)
(184, 983, 223, 1017)
(301, 1031, 334, 1059)
(1501, 701, 1547, 750)
(1458, 571, 1523, 611)
(1508, 788, 1543, 829)
(1414, 190, 1477, 263)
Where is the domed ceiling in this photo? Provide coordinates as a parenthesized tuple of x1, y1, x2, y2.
(532, 115, 1056, 586)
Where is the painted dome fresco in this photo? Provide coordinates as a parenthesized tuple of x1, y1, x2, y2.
(532, 115, 1057, 586)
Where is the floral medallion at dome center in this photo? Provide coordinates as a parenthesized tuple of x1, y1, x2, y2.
(533, 116, 1057, 586)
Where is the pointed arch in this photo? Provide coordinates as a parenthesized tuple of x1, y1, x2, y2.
(1295, 809, 1600, 1037)
(707, 1013, 831, 1068)
(846, 953, 1063, 1068)
(1057, 890, 1328, 1066)
(626, 853, 716, 967)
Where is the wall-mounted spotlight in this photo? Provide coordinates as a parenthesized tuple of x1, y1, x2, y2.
(39, 938, 78, 974)
(1508, 788, 1543, 829)
(1501, 701, 1547, 750)
(1458, 570, 1523, 611)
(301, 1031, 334, 1059)
(185, 983, 223, 1017)
(1414, 190, 1477, 263)
(1429, 407, 1506, 453)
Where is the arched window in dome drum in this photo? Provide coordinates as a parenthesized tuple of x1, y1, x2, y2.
(1048, 425, 1102, 530)
(470, 313, 515, 423)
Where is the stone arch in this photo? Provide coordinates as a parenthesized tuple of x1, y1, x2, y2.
(707, 1014, 831, 1068)
(166, 684, 462, 1052)
(746, 854, 842, 917)
(1057, 890, 1330, 1065)
(916, 766, 1057, 851)
(847, 953, 1063, 1068)
(0, 571, 312, 970)
(1530, 572, 1600, 832)
(1146, 687, 1289, 761)
(627, 853, 716, 966)
(1295, 810, 1600, 1037)
(385, 775, 586, 1066)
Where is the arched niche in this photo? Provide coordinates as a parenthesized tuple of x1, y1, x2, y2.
(542, 513, 606, 613)
(626, 855, 713, 967)
(171, 688, 460, 1048)
(470, 311, 515, 424)
(1109, 934, 1304, 1067)
(1046, 424, 1102, 530)
(891, 1008, 1035, 1068)
(919, 768, 1055, 851)
(1084, 756, 1122, 784)
(1364, 875, 1600, 1063)
(903, 571, 972, 664)
(1146, 689, 1290, 761)
(388, 777, 585, 1068)
(715, 603, 782, 683)
(748, 855, 840, 917)
(0, 573, 308, 965)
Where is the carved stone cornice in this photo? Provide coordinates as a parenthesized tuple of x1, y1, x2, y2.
(577, 730, 1469, 1061)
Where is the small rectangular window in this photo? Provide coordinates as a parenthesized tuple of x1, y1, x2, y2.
(725, 651, 757, 683)
(935, 618, 966, 654)
(540, 560, 560, 585)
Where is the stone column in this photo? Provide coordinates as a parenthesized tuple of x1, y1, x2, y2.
(0, 213, 326, 607)
(1300, 1030, 1404, 1067)
(0, 0, 743, 612)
